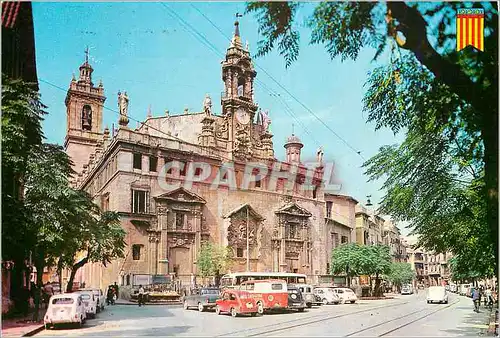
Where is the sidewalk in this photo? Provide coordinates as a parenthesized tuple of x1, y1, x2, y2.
(2, 308, 46, 337)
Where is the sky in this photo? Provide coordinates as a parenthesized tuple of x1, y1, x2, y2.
(32, 2, 408, 234)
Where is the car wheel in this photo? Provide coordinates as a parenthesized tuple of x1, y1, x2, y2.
(306, 303, 312, 308)
(445, 300, 448, 304)
(427, 300, 430, 304)
(215, 305, 221, 315)
(257, 302, 264, 315)
(322, 298, 328, 305)
(298, 308, 305, 312)
(183, 300, 189, 310)
(198, 303, 205, 312)
(350, 301, 356, 304)
(230, 307, 237, 317)
(44, 324, 50, 330)
(251, 312, 257, 317)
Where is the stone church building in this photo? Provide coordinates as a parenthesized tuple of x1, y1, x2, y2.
(64, 20, 359, 289)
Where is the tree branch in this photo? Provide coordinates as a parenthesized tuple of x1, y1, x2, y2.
(387, 2, 489, 123)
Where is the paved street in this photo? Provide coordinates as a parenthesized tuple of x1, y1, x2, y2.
(35, 293, 490, 337)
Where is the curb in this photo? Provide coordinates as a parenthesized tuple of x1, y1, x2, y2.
(114, 302, 182, 306)
(22, 324, 45, 337)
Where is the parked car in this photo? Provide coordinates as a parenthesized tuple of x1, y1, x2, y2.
(80, 288, 105, 312)
(332, 287, 358, 304)
(44, 293, 86, 329)
(314, 287, 340, 305)
(287, 285, 306, 312)
(427, 286, 448, 304)
(75, 290, 98, 318)
(296, 284, 317, 308)
(183, 287, 220, 312)
(239, 279, 288, 314)
(449, 284, 458, 293)
(460, 283, 472, 296)
(215, 290, 259, 317)
(401, 284, 413, 295)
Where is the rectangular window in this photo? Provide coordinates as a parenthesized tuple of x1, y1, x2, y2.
(326, 201, 332, 218)
(331, 233, 339, 248)
(326, 263, 330, 274)
(132, 190, 149, 213)
(341, 235, 348, 244)
(287, 222, 299, 239)
(175, 212, 186, 230)
(271, 283, 283, 290)
(149, 156, 158, 172)
(132, 244, 141, 260)
(236, 248, 244, 258)
(133, 153, 142, 170)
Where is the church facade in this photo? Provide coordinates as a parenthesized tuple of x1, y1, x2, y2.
(64, 20, 359, 289)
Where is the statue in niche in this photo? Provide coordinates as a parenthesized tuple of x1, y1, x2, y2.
(261, 110, 271, 133)
(317, 146, 324, 164)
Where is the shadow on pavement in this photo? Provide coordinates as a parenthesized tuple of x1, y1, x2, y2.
(77, 325, 193, 336)
(441, 309, 491, 336)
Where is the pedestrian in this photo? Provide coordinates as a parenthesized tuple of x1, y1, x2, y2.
(113, 282, 119, 300)
(472, 287, 481, 312)
(486, 287, 493, 307)
(138, 284, 145, 307)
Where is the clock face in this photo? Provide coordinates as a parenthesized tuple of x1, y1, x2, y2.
(235, 108, 250, 125)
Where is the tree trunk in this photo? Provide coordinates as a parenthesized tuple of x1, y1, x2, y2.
(374, 273, 382, 297)
(32, 259, 44, 322)
(66, 256, 88, 293)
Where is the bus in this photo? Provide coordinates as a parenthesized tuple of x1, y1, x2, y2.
(220, 272, 307, 288)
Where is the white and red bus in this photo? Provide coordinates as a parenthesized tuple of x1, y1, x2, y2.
(220, 272, 307, 288)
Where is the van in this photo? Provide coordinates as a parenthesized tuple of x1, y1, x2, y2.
(239, 279, 288, 314)
(44, 293, 86, 329)
(427, 286, 448, 304)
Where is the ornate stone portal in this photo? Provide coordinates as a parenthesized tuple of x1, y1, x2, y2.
(273, 202, 312, 273)
(154, 187, 207, 278)
(224, 204, 264, 266)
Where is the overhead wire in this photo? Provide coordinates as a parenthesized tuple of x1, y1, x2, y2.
(186, 3, 365, 161)
(162, 2, 321, 148)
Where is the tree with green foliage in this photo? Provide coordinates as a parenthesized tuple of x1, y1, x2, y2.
(385, 262, 415, 292)
(330, 243, 370, 287)
(197, 242, 232, 286)
(246, 2, 498, 275)
(62, 209, 126, 292)
(330, 243, 391, 295)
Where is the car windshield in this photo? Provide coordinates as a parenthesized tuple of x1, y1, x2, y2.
(289, 289, 299, 294)
(52, 298, 74, 305)
(344, 289, 354, 293)
(201, 289, 219, 295)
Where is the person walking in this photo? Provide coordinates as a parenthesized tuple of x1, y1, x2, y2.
(138, 285, 145, 307)
(472, 287, 481, 312)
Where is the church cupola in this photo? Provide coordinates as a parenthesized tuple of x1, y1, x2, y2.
(78, 47, 93, 85)
(284, 133, 303, 164)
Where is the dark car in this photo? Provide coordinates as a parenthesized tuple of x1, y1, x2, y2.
(287, 285, 306, 312)
(183, 287, 220, 312)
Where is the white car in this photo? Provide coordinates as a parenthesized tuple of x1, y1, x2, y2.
(401, 284, 413, 295)
(80, 288, 105, 312)
(332, 288, 358, 304)
(76, 290, 98, 318)
(44, 293, 86, 329)
(427, 286, 448, 304)
(314, 287, 340, 305)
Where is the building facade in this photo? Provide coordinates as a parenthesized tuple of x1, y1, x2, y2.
(64, 20, 359, 290)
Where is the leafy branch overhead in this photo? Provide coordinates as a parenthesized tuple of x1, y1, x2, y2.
(247, 1, 498, 276)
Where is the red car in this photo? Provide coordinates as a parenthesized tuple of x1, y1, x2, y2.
(215, 290, 259, 317)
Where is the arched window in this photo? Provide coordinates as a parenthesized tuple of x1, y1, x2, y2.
(81, 105, 92, 130)
(237, 77, 245, 97)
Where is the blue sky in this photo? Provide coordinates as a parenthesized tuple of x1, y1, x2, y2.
(32, 2, 407, 233)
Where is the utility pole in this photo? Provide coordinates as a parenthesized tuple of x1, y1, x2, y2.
(246, 206, 250, 271)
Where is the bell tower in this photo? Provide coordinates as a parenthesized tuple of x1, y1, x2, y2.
(64, 47, 106, 176)
(221, 14, 259, 160)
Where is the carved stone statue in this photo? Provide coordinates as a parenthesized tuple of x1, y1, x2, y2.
(261, 110, 271, 133)
(317, 146, 324, 163)
(118, 91, 129, 117)
(203, 94, 212, 116)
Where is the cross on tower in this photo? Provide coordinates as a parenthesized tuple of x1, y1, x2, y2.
(84, 46, 90, 63)
(292, 123, 295, 135)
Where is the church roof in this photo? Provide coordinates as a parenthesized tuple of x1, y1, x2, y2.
(285, 134, 302, 145)
(224, 203, 264, 220)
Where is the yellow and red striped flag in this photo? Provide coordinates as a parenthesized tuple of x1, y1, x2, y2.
(456, 8, 485, 52)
